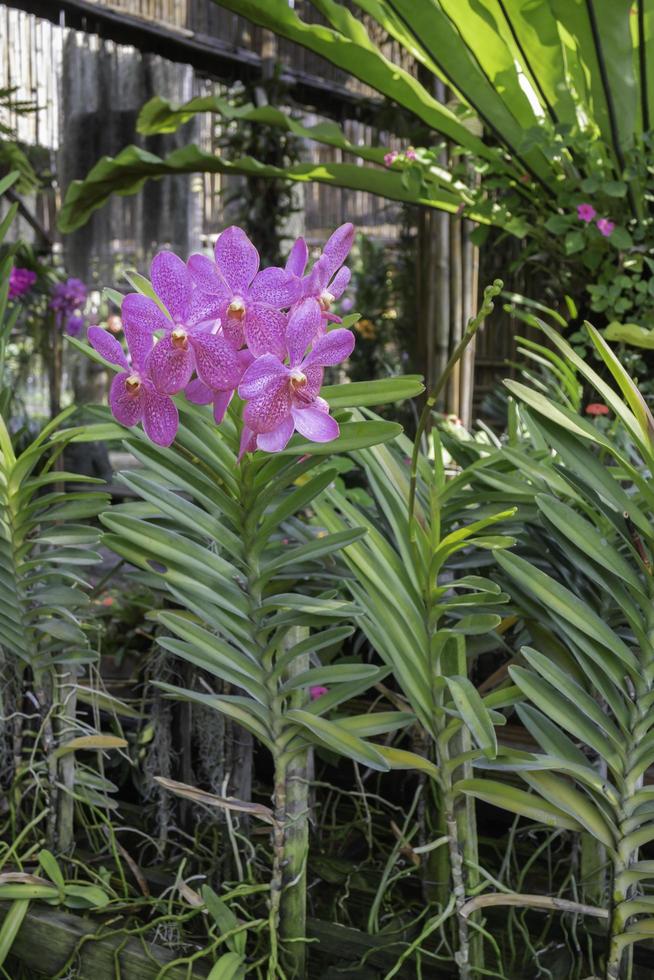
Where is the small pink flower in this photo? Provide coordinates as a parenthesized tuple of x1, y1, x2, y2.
(596, 218, 615, 238)
(405, 146, 417, 161)
(577, 203, 596, 223)
(88, 324, 179, 447)
(310, 686, 329, 701)
(585, 402, 610, 416)
(299, 223, 354, 323)
(383, 150, 398, 167)
(9, 267, 36, 300)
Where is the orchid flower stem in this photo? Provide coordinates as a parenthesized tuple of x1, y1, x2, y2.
(408, 279, 503, 541)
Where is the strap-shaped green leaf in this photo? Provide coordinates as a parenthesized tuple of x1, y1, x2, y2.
(445, 676, 498, 758)
(286, 709, 390, 770)
(457, 778, 583, 830)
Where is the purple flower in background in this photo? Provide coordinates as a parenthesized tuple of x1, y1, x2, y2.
(238, 298, 355, 452)
(302, 223, 354, 323)
(125, 251, 243, 396)
(50, 277, 87, 324)
(340, 296, 354, 314)
(405, 146, 417, 161)
(88, 323, 178, 447)
(310, 685, 329, 701)
(577, 203, 596, 223)
(188, 226, 300, 357)
(65, 312, 85, 337)
(383, 150, 398, 167)
(597, 217, 616, 238)
(9, 267, 36, 300)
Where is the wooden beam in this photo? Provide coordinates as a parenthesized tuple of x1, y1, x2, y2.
(3, 0, 383, 123)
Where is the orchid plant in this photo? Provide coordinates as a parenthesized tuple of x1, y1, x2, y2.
(76, 222, 425, 977)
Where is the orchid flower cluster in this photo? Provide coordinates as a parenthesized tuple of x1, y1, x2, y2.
(8, 266, 36, 300)
(51, 277, 88, 336)
(89, 224, 356, 452)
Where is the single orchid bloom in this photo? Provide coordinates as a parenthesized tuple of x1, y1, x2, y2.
(187, 227, 300, 358)
(577, 203, 596, 223)
(383, 150, 398, 167)
(310, 685, 329, 701)
(9, 267, 36, 300)
(185, 348, 254, 424)
(50, 277, 87, 324)
(88, 323, 179, 447)
(596, 217, 615, 238)
(302, 223, 354, 322)
(121, 251, 243, 397)
(238, 298, 355, 453)
(405, 146, 417, 161)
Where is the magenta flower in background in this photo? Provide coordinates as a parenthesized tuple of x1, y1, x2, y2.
(127, 250, 243, 396)
(65, 312, 85, 337)
(9, 267, 36, 300)
(577, 203, 596, 223)
(238, 297, 355, 452)
(405, 146, 417, 161)
(310, 686, 329, 701)
(50, 277, 87, 324)
(596, 217, 616, 238)
(88, 323, 178, 447)
(188, 226, 300, 357)
(383, 150, 398, 167)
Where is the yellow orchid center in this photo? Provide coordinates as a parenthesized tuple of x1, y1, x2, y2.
(227, 297, 246, 320)
(319, 290, 335, 312)
(171, 327, 188, 350)
(125, 375, 141, 394)
(290, 370, 308, 391)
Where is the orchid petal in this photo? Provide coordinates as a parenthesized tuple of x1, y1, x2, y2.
(238, 426, 258, 461)
(303, 328, 355, 369)
(330, 265, 351, 300)
(321, 222, 355, 278)
(214, 226, 259, 292)
(303, 257, 330, 298)
(243, 385, 293, 434)
(88, 326, 128, 370)
(151, 251, 192, 321)
(245, 305, 287, 358)
(184, 378, 213, 405)
(145, 335, 194, 394)
(239, 354, 289, 400)
(187, 290, 224, 328)
(285, 237, 308, 278)
(212, 389, 233, 424)
(124, 322, 155, 373)
(109, 372, 144, 428)
(257, 416, 295, 452)
(304, 365, 324, 400)
(121, 292, 170, 333)
(286, 298, 322, 368)
(187, 253, 231, 299)
(142, 383, 179, 447)
(292, 404, 339, 442)
(189, 331, 242, 390)
(250, 267, 300, 308)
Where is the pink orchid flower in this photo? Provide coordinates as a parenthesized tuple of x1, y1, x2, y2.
(301, 223, 354, 323)
(383, 150, 398, 167)
(405, 146, 417, 161)
(9, 267, 36, 300)
(88, 324, 178, 447)
(187, 227, 300, 358)
(596, 218, 615, 238)
(577, 203, 596, 223)
(121, 251, 243, 397)
(310, 685, 329, 701)
(185, 348, 254, 424)
(238, 298, 355, 452)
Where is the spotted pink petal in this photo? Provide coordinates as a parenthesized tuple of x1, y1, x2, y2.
(321, 223, 354, 278)
(257, 416, 295, 452)
(187, 290, 224, 328)
(292, 403, 339, 442)
(187, 253, 231, 299)
(285, 238, 308, 278)
(109, 372, 144, 428)
(121, 292, 170, 334)
(145, 334, 194, 394)
(184, 378, 213, 405)
(250, 267, 301, 309)
(245, 305, 287, 358)
(286, 298, 322, 368)
(214, 226, 259, 293)
(222, 312, 246, 349)
(212, 389, 233, 424)
(151, 251, 192, 321)
(330, 266, 351, 300)
(243, 385, 293, 434)
(88, 326, 128, 370)
(304, 365, 324, 401)
(238, 426, 258, 461)
(239, 354, 289, 401)
(142, 383, 179, 447)
(189, 330, 243, 390)
(124, 322, 155, 373)
(303, 257, 330, 297)
(303, 328, 355, 369)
